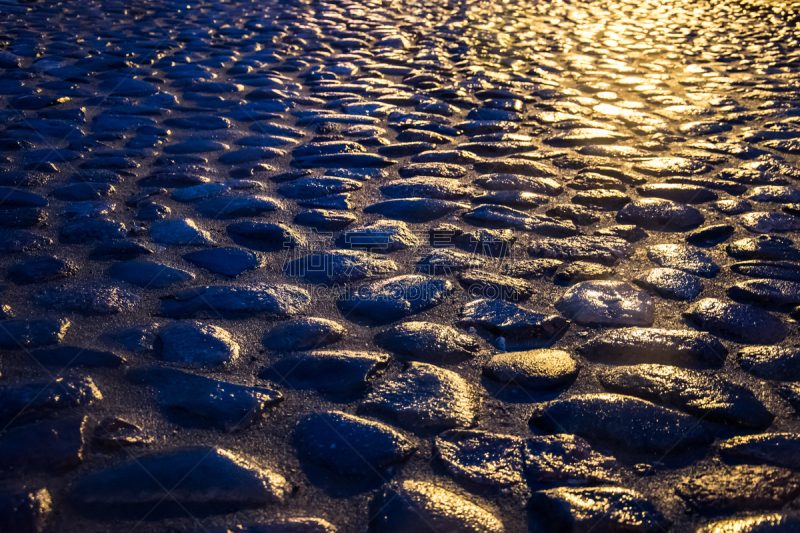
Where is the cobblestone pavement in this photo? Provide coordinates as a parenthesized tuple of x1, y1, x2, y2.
(2, 0, 800, 531)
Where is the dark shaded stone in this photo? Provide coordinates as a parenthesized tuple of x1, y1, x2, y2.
(0, 417, 87, 474)
(196, 195, 282, 219)
(617, 199, 704, 230)
(263, 318, 347, 352)
(94, 417, 154, 448)
(108, 260, 194, 288)
(737, 346, 800, 381)
(89, 241, 154, 261)
(0, 376, 100, 428)
(284, 250, 397, 285)
(295, 411, 415, 476)
(130, 367, 282, 431)
(70, 447, 289, 518)
(720, 434, 800, 470)
(157, 321, 239, 368)
(529, 393, 714, 453)
(262, 350, 390, 393)
(0, 318, 70, 349)
(0, 487, 52, 533)
(7, 256, 78, 284)
(228, 222, 305, 250)
(729, 279, 800, 307)
(464, 205, 578, 237)
(683, 299, 787, 345)
(31, 346, 124, 368)
(365, 198, 469, 222)
(598, 364, 773, 428)
(577, 328, 727, 368)
(183, 247, 262, 277)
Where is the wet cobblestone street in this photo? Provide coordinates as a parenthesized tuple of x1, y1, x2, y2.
(2, 0, 800, 532)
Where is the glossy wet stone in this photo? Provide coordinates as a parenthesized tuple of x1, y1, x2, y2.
(737, 346, 800, 381)
(338, 275, 453, 321)
(554, 261, 614, 285)
(529, 393, 714, 453)
(161, 284, 310, 319)
(739, 212, 800, 234)
(464, 205, 578, 237)
(577, 328, 727, 368)
(525, 434, 623, 486)
(71, 447, 289, 518)
(436, 430, 525, 487)
(295, 411, 415, 476)
(5, 1, 800, 530)
(635, 268, 704, 301)
(555, 281, 654, 327)
(719, 434, 800, 470)
(457, 299, 568, 346)
(695, 514, 800, 533)
(531, 487, 667, 533)
(33, 283, 139, 315)
(336, 220, 420, 252)
(483, 349, 580, 390)
(683, 299, 787, 345)
(647, 244, 720, 278)
(263, 351, 390, 394)
(365, 198, 468, 222)
(528, 236, 632, 265)
(130, 367, 282, 432)
(370, 480, 503, 533)
(727, 236, 800, 261)
(675, 465, 800, 512)
(375, 322, 480, 364)
(263, 318, 347, 352)
(361, 362, 479, 430)
(598, 364, 773, 428)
